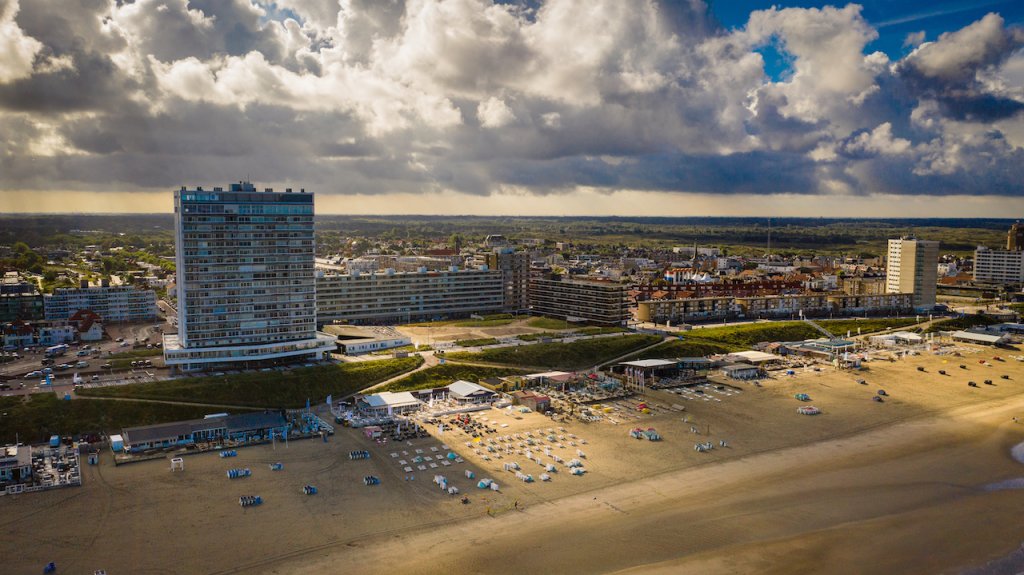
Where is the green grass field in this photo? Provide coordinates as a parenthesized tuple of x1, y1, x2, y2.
(377, 364, 530, 393)
(78, 357, 423, 408)
(627, 339, 736, 361)
(624, 317, 922, 361)
(683, 318, 921, 349)
(406, 314, 516, 327)
(444, 334, 662, 370)
(924, 315, 1000, 333)
(0, 394, 241, 444)
(526, 316, 575, 330)
(454, 337, 500, 347)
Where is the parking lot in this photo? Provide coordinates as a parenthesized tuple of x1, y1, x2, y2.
(0, 322, 169, 396)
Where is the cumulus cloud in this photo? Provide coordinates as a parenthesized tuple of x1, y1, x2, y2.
(0, 0, 43, 83)
(0, 0, 1023, 202)
(477, 96, 516, 128)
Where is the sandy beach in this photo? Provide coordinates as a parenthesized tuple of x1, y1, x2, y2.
(3, 344, 1024, 574)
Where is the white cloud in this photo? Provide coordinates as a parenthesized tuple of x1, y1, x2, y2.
(903, 31, 926, 49)
(477, 96, 515, 128)
(903, 13, 1023, 81)
(0, 0, 43, 83)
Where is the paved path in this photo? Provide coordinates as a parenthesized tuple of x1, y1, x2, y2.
(355, 352, 438, 396)
(73, 394, 263, 411)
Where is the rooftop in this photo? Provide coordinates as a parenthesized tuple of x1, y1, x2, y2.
(619, 359, 677, 368)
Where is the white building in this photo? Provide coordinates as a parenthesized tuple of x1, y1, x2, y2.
(974, 247, 1024, 285)
(447, 380, 498, 404)
(357, 391, 423, 414)
(324, 325, 412, 355)
(886, 237, 939, 309)
(163, 182, 335, 372)
(0, 445, 32, 485)
(44, 285, 157, 323)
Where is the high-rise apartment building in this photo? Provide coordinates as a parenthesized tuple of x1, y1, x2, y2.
(483, 249, 530, 312)
(1007, 221, 1024, 251)
(885, 237, 939, 309)
(163, 182, 335, 372)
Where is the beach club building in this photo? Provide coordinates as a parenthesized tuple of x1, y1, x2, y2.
(951, 330, 1010, 346)
(725, 350, 783, 366)
(118, 412, 290, 453)
(356, 391, 424, 415)
(721, 364, 761, 380)
(0, 444, 32, 485)
(447, 380, 498, 404)
(512, 390, 551, 412)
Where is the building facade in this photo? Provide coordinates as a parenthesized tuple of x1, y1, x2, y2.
(483, 249, 530, 312)
(0, 445, 32, 485)
(635, 296, 735, 324)
(529, 275, 629, 326)
(974, 247, 1024, 285)
(635, 292, 913, 325)
(44, 286, 157, 323)
(1008, 221, 1024, 251)
(163, 182, 335, 372)
(316, 268, 504, 325)
(0, 292, 43, 323)
(885, 237, 939, 308)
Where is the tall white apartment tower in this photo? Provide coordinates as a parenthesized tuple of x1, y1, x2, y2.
(163, 182, 336, 373)
(885, 237, 939, 309)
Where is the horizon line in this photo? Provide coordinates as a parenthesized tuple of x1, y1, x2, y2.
(0, 212, 1019, 220)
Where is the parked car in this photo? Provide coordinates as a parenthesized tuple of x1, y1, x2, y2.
(91, 375, 100, 381)
(24, 371, 41, 379)
(115, 337, 124, 343)
(101, 363, 112, 369)
(75, 361, 89, 368)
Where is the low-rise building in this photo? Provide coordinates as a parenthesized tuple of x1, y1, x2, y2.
(68, 309, 103, 342)
(0, 444, 32, 485)
(721, 364, 761, 380)
(951, 330, 1010, 346)
(324, 325, 411, 355)
(448, 380, 498, 404)
(356, 391, 423, 415)
(119, 412, 290, 453)
(512, 390, 551, 412)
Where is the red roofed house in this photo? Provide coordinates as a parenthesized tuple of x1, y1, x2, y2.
(2, 320, 35, 348)
(68, 309, 104, 342)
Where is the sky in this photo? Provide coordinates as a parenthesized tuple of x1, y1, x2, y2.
(1, 0, 1024, 216)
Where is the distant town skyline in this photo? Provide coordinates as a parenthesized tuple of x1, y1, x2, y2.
(1, 1, 1024, 216)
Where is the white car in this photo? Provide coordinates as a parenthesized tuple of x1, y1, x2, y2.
(24, 370, 41, 378)
(75, 361, 89, 368)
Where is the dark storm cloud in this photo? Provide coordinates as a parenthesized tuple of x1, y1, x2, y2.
(1, 0, 1024, 200)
